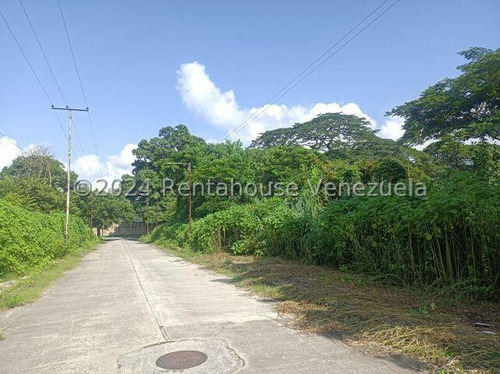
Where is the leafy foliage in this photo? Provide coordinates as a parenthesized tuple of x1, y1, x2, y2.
(251, 113, 394, 159)
(77, 192, 134, 233)
(0, 146, 77, 190)
(0, 199, 95, 277)
(153, 174, 500, 299)
(390, 47, 500, 144)
(116, 48, 500, 300)
(0, 176, 66, 214)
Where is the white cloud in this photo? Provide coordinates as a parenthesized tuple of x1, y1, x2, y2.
(378, 116, 405, 141)
(0, 137, 23, 170)
(73, 154, 101, 182)
(177, 62, 245, 129)
(73, 143, 137, 187)
(176, 61, 393, 144)
(0, 137, 38, 170)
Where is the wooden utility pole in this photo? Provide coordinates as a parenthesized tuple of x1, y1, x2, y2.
(188, 162, 192, 237)
(51, 105, 88, 242)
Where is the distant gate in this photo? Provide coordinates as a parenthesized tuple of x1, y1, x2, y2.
(101, 222, 147, 237)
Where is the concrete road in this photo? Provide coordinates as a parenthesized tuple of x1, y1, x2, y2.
(0, 239, 419, 373)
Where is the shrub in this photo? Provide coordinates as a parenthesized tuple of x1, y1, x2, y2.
(151, 221, 189, 248)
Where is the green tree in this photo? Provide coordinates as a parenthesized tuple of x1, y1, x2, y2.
(250, 113, 413, 161)
(132, 124, 205, 174)
(253, 145, 329, 186)
(0, 146, 77, 190)
(0, 176, 66, 213)
(389, 47, 500, 145)
(251, 113, 380, 158)
(91, 193, 134, 235)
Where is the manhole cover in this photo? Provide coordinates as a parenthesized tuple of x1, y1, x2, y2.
(156, 350, 208, 370)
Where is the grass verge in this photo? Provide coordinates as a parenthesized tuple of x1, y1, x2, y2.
(0, 241, 99, 310)
(154, 243, 500, 374)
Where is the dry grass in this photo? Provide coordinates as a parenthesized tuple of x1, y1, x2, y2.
(168, 247, 500, 374)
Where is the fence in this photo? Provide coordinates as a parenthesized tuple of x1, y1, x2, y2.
(100, 222, 147, 237)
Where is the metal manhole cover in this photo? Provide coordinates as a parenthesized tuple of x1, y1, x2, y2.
(156, 350, 208, 370)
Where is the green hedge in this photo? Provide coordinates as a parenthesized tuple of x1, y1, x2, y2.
(0, 199, 95, 276)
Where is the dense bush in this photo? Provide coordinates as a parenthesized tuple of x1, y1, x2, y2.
(189, 199, 295, 255)
(152, 173, 500, 299)
(315, 175, 500, 297)
(151, 220, 189, 248)
(151, 199, 295, 255)
(0, 199, 95, 277)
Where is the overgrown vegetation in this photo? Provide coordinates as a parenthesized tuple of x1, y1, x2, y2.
(1, 47, 498, 368)
(140, 48, 500, 301)
(0, 199, 95, 277)
(0, 145, 135, 235)
(152, 173, 499, 300)
(0, 147, 104, 304)
(138, 48, 500, 372)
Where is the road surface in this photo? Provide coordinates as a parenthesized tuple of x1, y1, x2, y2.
(0, 239, 418, 373)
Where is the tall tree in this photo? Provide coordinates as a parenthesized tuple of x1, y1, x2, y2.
(389, 47, 500, 145)
(132, 124, 205, 174)
(251, 113, 413, 161)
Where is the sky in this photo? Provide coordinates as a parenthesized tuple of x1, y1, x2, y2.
(1, 0, 499, 183)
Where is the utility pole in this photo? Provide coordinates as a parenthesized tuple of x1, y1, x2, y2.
(146, 198, 150, 235)
(155, 199, 159, 229)
(51, 105, 88, 242)
(188, 162, 192, 237)
(90, 191, 94, 236)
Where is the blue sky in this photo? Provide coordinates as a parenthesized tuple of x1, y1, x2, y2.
(1, 0, 499, 181)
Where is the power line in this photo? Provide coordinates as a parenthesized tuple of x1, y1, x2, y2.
(1, 7, 94, 181)
(226, 0, 392, 140)
(56, 0, 104, 178)
(0, 131, 25, 153)
(72, 119, 95, 180)
(226, 0, 402, 141)
(53, 110, 68, 138)
(0, 128, 92, 181)
(83, 112, 104, 176)
(17, 0, 94, 180)
(52, 106, 89, 241)
(19, 0, 67, 105)
(1, 8, 53, 104)
(56, 0, 86, 104)
(0, 8, 67, 138)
